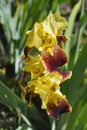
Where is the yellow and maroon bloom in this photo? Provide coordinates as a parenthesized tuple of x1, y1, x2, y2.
(21, 13, 72, 118)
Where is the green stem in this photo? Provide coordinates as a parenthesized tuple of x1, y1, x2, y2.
(52, 118, 56, 130)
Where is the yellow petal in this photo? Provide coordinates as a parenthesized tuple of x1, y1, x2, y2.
(26, 27, 43, 49)
(24, 55, 45, 79)
(25, 14, 68, 52)
(42, 13, 68, 37)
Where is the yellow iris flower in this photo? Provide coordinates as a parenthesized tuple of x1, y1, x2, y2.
(21, 13, 72, 118)
(26, 14, 67, 54)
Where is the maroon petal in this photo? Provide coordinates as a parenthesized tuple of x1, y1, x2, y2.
(48, 99, 71, 118)
(57, 69, 72, 83)
(42, 45, 68, 72)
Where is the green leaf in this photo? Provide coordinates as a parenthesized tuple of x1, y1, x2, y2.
(84, 124, 87, 130)
(1, 2, 11, 43)
(0, 80, 22, 110)
(79, 42, 87, 59)
(72, 0, 85, 64)
(65, 0, 81, 56)
(16, 124, 33, 130)
(67, 54, 87, 106)
(80, 13, 87, 26)
(67, 0, 85, 69)
(29, 0, 44, 16)
(66, 101, 82, 130)
(50, 0, 58, 13)
(67, 40, 87, 106)
(75, 104, 87, 130)
(14, 4, 21, 30)
(67, 0, 86, 106)
(58, 0, 69, 4)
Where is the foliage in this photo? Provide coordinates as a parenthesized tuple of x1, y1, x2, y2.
(0, 0, 87, 130)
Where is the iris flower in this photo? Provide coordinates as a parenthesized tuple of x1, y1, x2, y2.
(26, 13, 67, 53)
(22, 13, 72, 118)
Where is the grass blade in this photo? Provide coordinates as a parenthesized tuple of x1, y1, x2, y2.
(65, 0, 81, 56)
(75, 104, 87, 130)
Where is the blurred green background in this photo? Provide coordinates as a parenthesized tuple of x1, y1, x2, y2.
(0, 0, 87, 130)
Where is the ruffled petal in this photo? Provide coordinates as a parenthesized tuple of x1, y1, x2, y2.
(25, 14, 68, 52)
(26, 24, 43, 49)
(57, 69, 72, 83)
(42, 13, 68, 37)
(48, 98, 72, 118)
(42, 45, 68, 72)
(24, 55, 45, 79)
